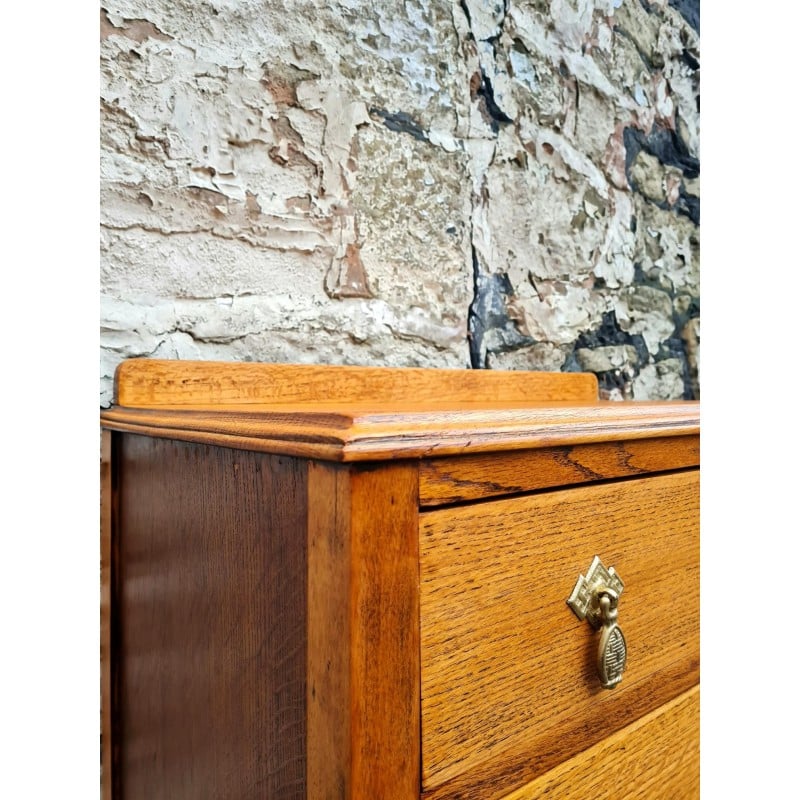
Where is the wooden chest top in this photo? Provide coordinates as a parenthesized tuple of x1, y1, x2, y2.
(101, 359, 698, 460)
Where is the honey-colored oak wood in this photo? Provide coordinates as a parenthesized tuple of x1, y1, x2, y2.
(102, 360, 700, 800)
(419, 435, 700, 505)
(499, 685, 700, 800)
(307, 462, 421, 799)
(114, 358, 599, 407)
(307, 463, 351, 798)
(349, 464, 420, 797)
(100, 400, 699, 462)
(419, 470, 699, 797)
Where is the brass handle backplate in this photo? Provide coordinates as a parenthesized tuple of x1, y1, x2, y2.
(567, 556, 627, 689)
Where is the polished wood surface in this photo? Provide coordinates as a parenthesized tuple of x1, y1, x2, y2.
(306, 463, 350, 798)
(114, 358, 599, 407)
(307, 462, 421, 798)
(499, 686, 700, 800)
(100, 400, 699, 462)
(349, 464, 420, 797)
(100, 430, 114, 800)
(419, 470, 699, 797)
(104, 359, 698, 462)
(114, 438, 308, 799)
(103, 359, 700, 799)
(419, 435, 699, 505)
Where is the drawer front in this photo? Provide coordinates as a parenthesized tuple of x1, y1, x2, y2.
(500, 686, 700, 800)
(419, 470, 699, 798)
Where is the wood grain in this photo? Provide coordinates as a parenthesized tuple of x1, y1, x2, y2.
(100, 430, 114, 800)
(349, 464, 420, 798)
(114, 358, 598, 407)
(103, 362, 701, 799)
(419, 470, 699, 798)
(307, 462, 421, 799)
(419, 435, 699, 505)
(100, 400, 699, 462)
(498, 685, 699, 800)
(307, 463, 351, 798)
(114, 437, 308, 799)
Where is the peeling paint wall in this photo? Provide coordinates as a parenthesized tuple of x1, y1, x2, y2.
(100, 0, 699, 406)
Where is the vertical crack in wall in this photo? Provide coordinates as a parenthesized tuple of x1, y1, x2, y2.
(464, 135, 494, 369)
(459, 0, 484, 369)
(467, 233, 483, 368)
(459, 0, 520, 370)
(474, 69, 514, 134)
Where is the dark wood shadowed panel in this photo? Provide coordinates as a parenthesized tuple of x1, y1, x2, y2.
(101, 430, 115, 800)
(114, 436, 308, 799)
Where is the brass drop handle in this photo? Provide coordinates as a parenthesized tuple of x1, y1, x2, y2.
(567, 556, 628, 689)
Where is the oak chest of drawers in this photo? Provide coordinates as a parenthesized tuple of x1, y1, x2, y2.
(101, 360, 700, 800)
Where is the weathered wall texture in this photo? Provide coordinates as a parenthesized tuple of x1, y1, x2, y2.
(100, 0, 699, 406)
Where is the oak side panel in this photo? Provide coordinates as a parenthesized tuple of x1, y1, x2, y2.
(307, 462, 421, 799)
(499, 685, 700, 800)
(115, 437, 307, 799)
(115, 359, 598, 407)
(419, 435, 700, 505)
(419, 470, 699, 798)
(100, 430, 115, 799)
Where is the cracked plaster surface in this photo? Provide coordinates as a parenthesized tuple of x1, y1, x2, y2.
(100, 0, 699, 406)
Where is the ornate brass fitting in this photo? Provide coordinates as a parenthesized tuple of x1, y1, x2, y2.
(567, 556, 627, 689)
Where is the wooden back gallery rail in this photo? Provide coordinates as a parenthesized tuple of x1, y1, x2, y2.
(101, 359, 700, 800)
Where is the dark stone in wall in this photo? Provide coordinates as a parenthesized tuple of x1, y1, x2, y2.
(572, 310, 650, 368)
(563, 309, 698, 400)
(681, 47, 699, 71)
(658, 336, 694, 400)
(624, 123, 699, 181)
(468, 260, 535, 368)
(369, 108, 429, 143)
(624, 122, 700, 224)
(673, 295, 700, 332)
(475, 70, 513, 134)
(677, 187, 700, 225)
(658, 335, 687, 362)
(565, 310, 647, 396)
(633, 262, 660, 291)
(641, 0, 699, 34)
(596, 366, 633, 396)
(669, 0, 699, 34)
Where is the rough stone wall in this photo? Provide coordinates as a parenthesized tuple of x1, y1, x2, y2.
(100, 0, 699, 407)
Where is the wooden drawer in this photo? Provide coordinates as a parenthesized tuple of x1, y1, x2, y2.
(500, 685, 700, 800)
(419, 470, 699, 798)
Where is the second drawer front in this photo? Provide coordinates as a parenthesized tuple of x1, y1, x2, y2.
(500, 685, 700, 800)
(419, 470, 699, 797)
